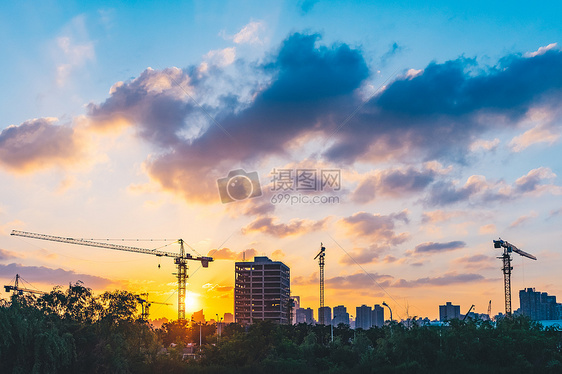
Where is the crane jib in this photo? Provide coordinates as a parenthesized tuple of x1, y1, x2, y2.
(11, 230, 213, 263)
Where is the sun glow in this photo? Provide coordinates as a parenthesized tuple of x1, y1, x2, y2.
(185, 291, 200, 313)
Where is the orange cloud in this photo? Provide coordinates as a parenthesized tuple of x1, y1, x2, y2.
(421, 210, 464, 224)
(208, 247, 259, 261)
(242, 216, 329, 238)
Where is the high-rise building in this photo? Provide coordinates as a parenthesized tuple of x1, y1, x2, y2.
(223, 313, 234, 323)
(439, 302, 461, 321)
(296, 307, 314, 324)
(519, 288, 561, 320)
(191, 309, 205, 323)
(235, 256, 291, 324)
(333, 305, 350, 326)
(372, 304, 384, 327)
(318, 306, 332, 325)
(356, 305, 372, 330)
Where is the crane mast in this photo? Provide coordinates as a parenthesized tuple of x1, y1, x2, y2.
(314, 243, 326, 324)
(493, 238, 536, 317)
(11, 230, 213, 321)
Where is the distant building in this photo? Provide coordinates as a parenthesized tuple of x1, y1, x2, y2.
(291, 296, 301, 324)
(520, 288, 561, 320)
(439, 302, 461, 321)
(296, 307, 314, 324)
(333, 305, 350, 326)
(318, 306, 332, 325)
(356, 305, 372, 329)
(372, 304, 384, 327)
(192, 309, 205, 323)
(223, 313, 234, 323)
(234, 256, 291, 324)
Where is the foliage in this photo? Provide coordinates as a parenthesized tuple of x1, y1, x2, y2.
(1, 287, 561, 373)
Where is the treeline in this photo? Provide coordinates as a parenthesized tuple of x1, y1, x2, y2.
(1, 284, 561, 373)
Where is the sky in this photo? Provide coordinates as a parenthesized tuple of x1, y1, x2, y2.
(1, 0, 562, 322)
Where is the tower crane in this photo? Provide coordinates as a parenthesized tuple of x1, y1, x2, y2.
(4, 274, 46, 296)
(136, 293, 172, 321)
(314, 243, 326, 324)
(11, 230, 213, 321)
(493, 238, 536, 317)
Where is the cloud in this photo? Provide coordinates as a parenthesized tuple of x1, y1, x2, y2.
(470, 138, 500, 152)
(202, 283, 233, 293)
(339, 245, 387, 265)
(298, 0, 319, 14)
(0, 263, 115, 289)
(525, 43, 558, 58)
(509, 212, 538, 228)
(549, 207, 562, 218)
(54, 16, 95, 87)
(271, 249, 286, 260)
(514, 167, 557, 193)
(242, 216, 329, 237)
(413, 241, 466, 254)
(233, 21, 265, 44)
(391, 272, 489, 288)
(324, 49, 562, 164)
(351, 165, 438, 204)
(10, 34, 562, 207)
(421, 210, 464, 224)
(294, 270, 489, 290)
(201, 47, 237, 70)
(0, 248, 23, 261)
(509, 124, 559, 152)
(294, 271, 393, 289)
(208, 248, 259, 261)
(424, 175, 496, 206)
(0, 118, 85, 173)
(479, 224, 496, 234)
(380, 42, 403, 65)
(87, 32, 368, 203)
(56, 36, 95, 86)
(424, 167, 561, 207)
(339, 210, 410, 245)
(453, 254, 495, 270)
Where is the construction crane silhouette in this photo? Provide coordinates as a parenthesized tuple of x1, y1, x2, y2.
(462, 304, 475, 321)
(493, 238, 536, 316)
(136, 293, 172, 321)
(11, 230, 213, 321)
(314, 243, 326, 324)
(4, 274, 46, 296)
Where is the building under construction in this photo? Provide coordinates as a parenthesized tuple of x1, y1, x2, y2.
(234, 256, 290, 324)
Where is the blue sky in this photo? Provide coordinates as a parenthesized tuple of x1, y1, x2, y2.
(1, 1, 561, 321)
